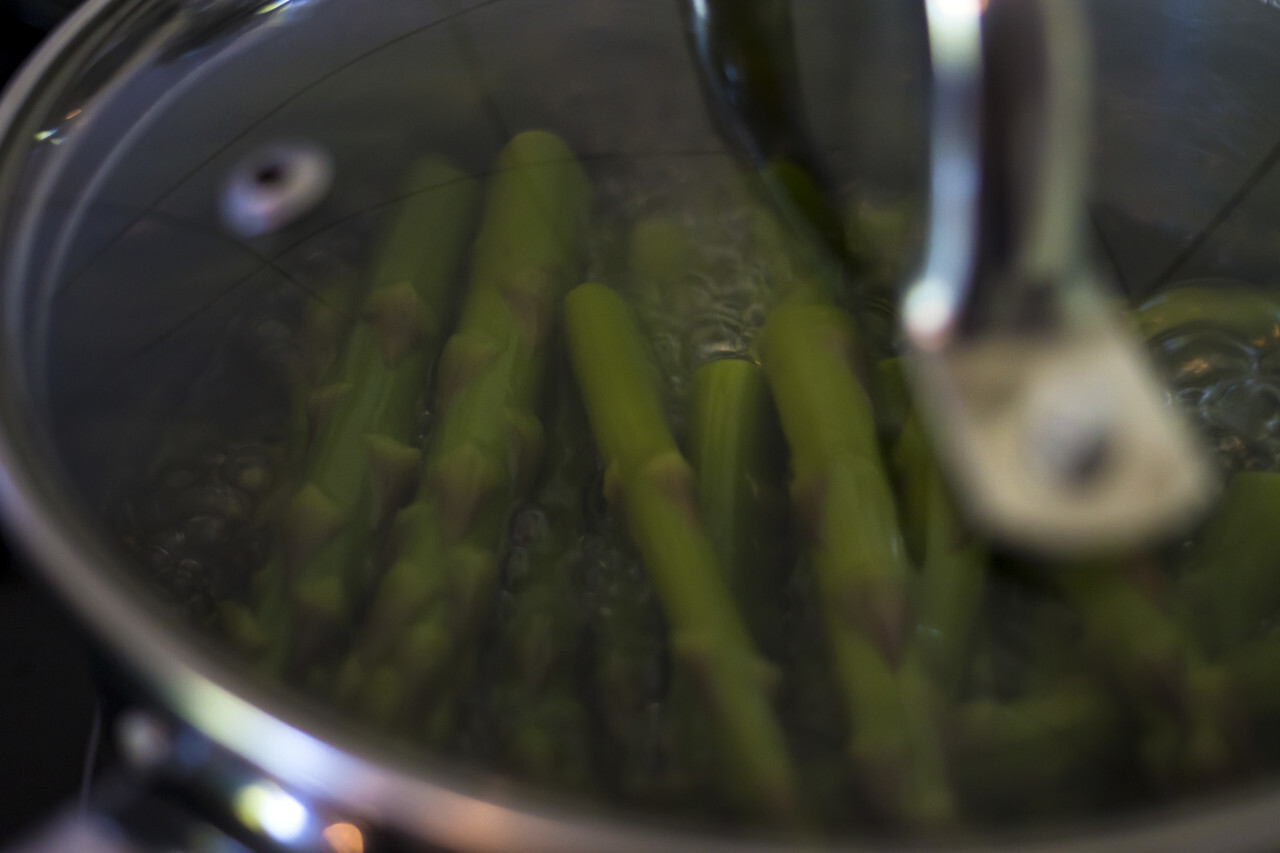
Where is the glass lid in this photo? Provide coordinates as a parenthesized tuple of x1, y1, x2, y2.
(4, 0, 1280, 848)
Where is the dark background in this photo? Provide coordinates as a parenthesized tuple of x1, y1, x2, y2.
(0, 0, 99, 844)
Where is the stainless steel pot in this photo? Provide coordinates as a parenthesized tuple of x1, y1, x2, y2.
(4, 0, 1280, 850)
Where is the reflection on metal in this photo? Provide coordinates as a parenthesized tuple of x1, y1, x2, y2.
(220, 142, 334, 238)
(678, 0, 849, 263)
(233, 781, 310, 844)
(160, 0, 312, 60)
(904, 0, 982, 350)
(322, 822, 364, 853)
(907, 0, 1215, 553)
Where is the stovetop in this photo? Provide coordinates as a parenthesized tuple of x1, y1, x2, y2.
(0, 1, 100, 845)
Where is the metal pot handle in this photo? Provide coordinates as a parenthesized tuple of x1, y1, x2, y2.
(7, 782, 254, 853)
(4, 708, 348, 853)
(903, 0, 1216, 553)
(10, 813, 144, 853)
(681, 0, 1216, 554)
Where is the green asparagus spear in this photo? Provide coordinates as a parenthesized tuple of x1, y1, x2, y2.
(1133, 283, 1280, 348)
(1225, 631, 1280, 720)
(1054, 559, 1244, 788)
(949, 678, 1125, 819)
(269, 269, 366, 461)
(485, 368, 597, 789)
(689, 358, 788, 655)
(345, 131, 592, 729)
(755, 301, 955, 826)
(894, 413, 987, 700)
(1181, 472, 1280, 653)
(565, 281, 803, 824)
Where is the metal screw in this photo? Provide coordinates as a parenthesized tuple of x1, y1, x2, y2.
(221, 142, 334, 238)
(1025, 381, 1115, 490)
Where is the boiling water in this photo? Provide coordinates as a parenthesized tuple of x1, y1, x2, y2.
(1154, 328, 1280, 474)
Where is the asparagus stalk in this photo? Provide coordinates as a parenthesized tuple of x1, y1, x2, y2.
(565, 281, 803, 823)
(1133, 284, 1280, 347)
(689, 358, 788, 655)
(893, 413, 987, 700)
(949, 678, 1125, 819)
(1181, 472, 1280, 653)
(262, 269, 366, 465)
(1054, 559, 1245, 788)
(617, 216, 722, 806)
(485, 368, 597, 789)
(1225, 631, 1280, 720)
(344, 131, 592, 729)
(755, 301, 955, 826)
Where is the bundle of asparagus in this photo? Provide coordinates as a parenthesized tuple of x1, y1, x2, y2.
(756, 302, 955, 826)
(339, 130, 592, 732)
(166, 150, 1280, 838)
(221, 157, 480, 669)
(565, 282, 804, 824)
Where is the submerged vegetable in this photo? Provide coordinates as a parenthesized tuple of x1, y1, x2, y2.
(689, 357, 788, 655)
(481, 366, 598, 789)
(565, 281, 804, 824)
(119, 144, 1280, 840)
(757, 302, 955, 826)
(221, 157, 480, 671)
(335, 131, 591, 734)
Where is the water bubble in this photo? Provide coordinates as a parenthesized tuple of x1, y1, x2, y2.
(176, 484, 251, 522)
(183, 515, 229, 550)
(1156, 330, 1255, 387)
(1149, 320, 1280, 473)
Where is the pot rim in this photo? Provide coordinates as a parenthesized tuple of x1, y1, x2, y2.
(1, 2, 1279, 851)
